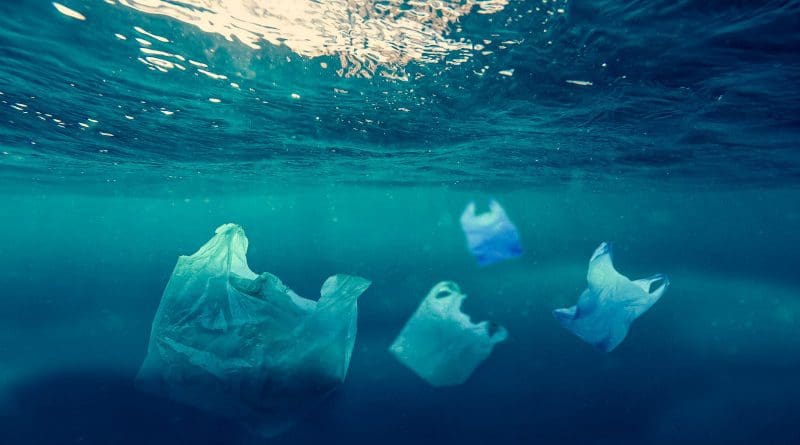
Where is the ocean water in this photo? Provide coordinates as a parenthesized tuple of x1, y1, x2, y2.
(1, 1, 799, 444)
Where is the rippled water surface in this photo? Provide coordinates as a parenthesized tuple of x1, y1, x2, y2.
(1, 0, 798, 188)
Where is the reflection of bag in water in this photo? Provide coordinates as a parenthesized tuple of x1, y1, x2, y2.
(389, 281, 508, 387)
(460, 200, 522, 266)
(553, 242, 669, 352)
(136, 224, 371, 437)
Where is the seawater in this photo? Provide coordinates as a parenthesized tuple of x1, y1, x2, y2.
(1, 1, 799, 444)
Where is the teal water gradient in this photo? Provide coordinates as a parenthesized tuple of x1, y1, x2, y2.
(1, 185, 799, 443)
(1, 0, 800, 443)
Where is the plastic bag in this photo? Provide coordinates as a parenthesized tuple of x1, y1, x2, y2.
(460, 200, 522, 266)
(389, 281, 508, 386)
(136, 223, 371, 437)
(553, 242, 669, 352)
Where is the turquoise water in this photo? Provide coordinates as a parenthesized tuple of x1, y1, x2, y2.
(1, 1, 800, 444)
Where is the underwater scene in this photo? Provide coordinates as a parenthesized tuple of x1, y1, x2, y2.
(1, 1, 800, 444)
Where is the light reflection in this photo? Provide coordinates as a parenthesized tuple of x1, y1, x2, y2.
(197, 69, 227, 80)
(565, 79, 592, 86)
(53, 2, 86, 21)
(114, 0, 565, 78)
(140, 47, 185, 61)
(134, 26, 170, 43)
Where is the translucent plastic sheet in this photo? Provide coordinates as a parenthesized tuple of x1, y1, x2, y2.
(460, 200, 522, 266)
(137, 224, 370, 437)
(389, 281, 508, 386)
(553, 242, 669, 352)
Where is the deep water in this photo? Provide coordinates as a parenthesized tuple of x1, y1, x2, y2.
(1, 186, 799, 444)
(1, 0, 800, 444)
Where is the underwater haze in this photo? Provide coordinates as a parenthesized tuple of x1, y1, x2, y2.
(1, 0, 800, 444)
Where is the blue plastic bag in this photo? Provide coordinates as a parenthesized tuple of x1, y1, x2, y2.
(460, 200, 522, 266)
(553, 242, 669, 352)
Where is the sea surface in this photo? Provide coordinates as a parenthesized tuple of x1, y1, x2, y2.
(1, 1, 799, 444)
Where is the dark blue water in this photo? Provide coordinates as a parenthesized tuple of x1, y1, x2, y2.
(1, 1, 799, 444)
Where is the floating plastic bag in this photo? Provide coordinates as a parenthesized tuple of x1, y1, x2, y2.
(136, 223, 371, 437)
(553, 242, 669, 352)
(460, 200, 522, 266)
(389, 281, 508, 386)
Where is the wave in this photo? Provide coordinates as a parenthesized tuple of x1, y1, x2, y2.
(0, 0, 798, 188)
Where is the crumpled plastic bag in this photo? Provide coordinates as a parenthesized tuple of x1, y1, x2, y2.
(389, 281, 508, 387)
(460, 200, 522, 266)
(553, 242, 669, 352)
(136, 223, 371, 437)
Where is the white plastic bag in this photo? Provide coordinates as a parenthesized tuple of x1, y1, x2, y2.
(137, 224, 371, 436)
(389, 281, 508, 386)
